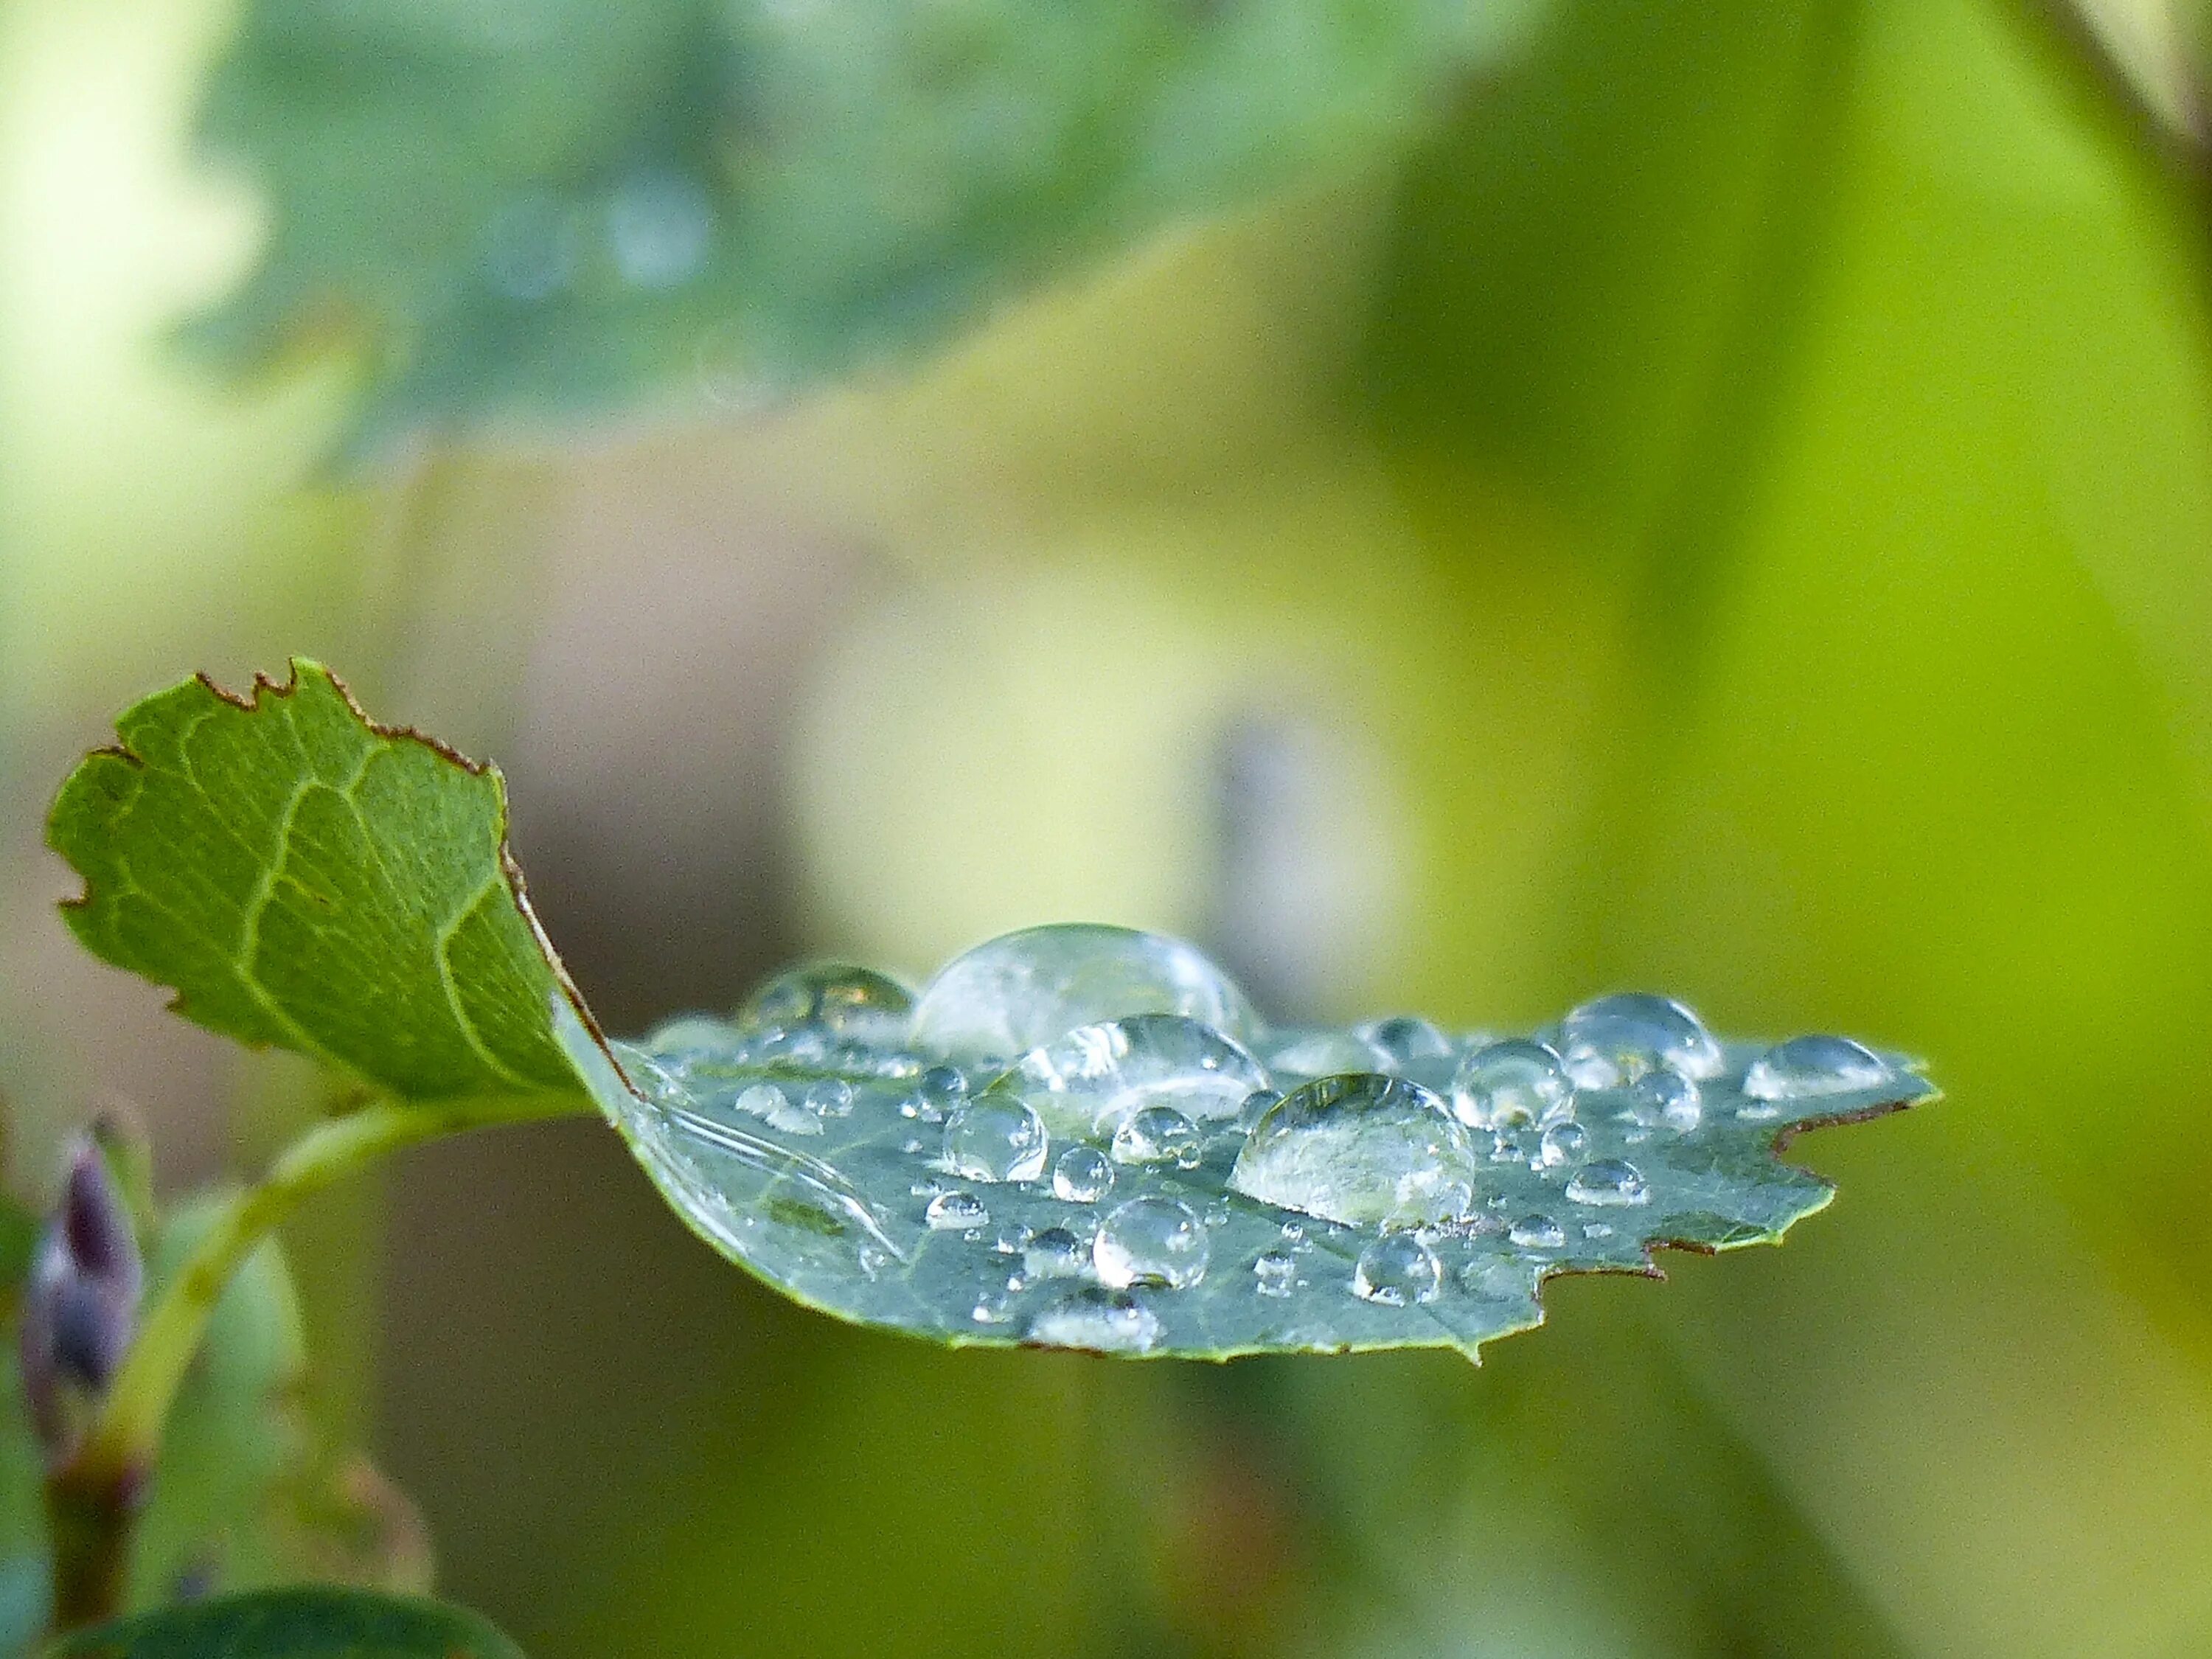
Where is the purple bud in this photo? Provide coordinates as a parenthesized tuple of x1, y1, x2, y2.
(19, 1140, 143, 1458)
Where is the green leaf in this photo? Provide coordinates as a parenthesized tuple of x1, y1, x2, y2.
(48, 1586, 523, 1658)
(46, 662, 590, 1113)
(189, 0, 1543, 446)
(557, 931, 1935, 1362)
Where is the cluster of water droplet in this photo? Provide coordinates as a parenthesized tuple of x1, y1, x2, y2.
(630, 925, 1910, 1354)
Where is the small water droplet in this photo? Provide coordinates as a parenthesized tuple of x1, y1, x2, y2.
(1111, 1105, 1203, 1168)
(1565, 1159, 1649, 1207)
(1023, 1227, 1088, 1279)
(926, 1191, 987, 1231)
(1094, 1197, 1209, 1290)
(1357, 1016, 1453, 1068)
(993, 1222, 1034, 1256)
(942, 1094, 1048, 1183)
(972, 1290, 1013, 1324)
(1509, 1214, 1565, 1248)
(1203, 1199, 1232, 1227)
(806, 1079, 855, 1118)
(740, 963, 914, 1036)
(1743, 1035, 1890, 1100)
(733, 1083, 821, 1136)
(858, 1245, 888, 1275)
(1450, 1040, 1573, 1129)
(1051, 1144, 1115, 1203)
(1279, 1220, 1308, 1245)
(1352, 1234, 1443, 1306)
(1630, 1069, 1702, 1132)
(1025, 1286, 1161, 1353)
(1229, 1074, 1481, 1229)
(1537, 1121, 1589, 1169)
(1489, 1128, 1536, 1164)
(1558, 994, 1722, 1087)
(1583, 1222, 1615, 1239)
(900, 1136, 924, 1155)
(911, 925, 1256, 1064)
(1252, 1249, 1297, 1296)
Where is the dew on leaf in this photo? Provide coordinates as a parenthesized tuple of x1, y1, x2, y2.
(1565, 1159, 1649, 1207)
(1450, 1039, 1573, 1129)
(1262, 1029, 1388, 1079)
(1508, 1214, 1565, 1249)
(1629, 1069, 1702, 1132)
(925, 1191, 987, 1231)
(734, 1083, 820, 1136)
(1023, 1227, 1089, 1279)
(1025, 1287, 1162, 1354)
(1231, 1074, 1481, 1228)
(910, 925, 1256, 1064)
(1352, 1234, 1442, 1307)
(998, 1012, 1266, 1139)
(1557, 993, 1723, 1087)
(806, 1078, 856, 1118)
(1744, 1034, 1891, 1101)
(1356, 1016, 1452, 1067)
(1094, 1197, 1209, 1290)
(1051, 1144, 1114, 1203)
(1537, 1121, 1588, 1168)
(942, 1094, 1048, 1183)
(1252, 1250, 1297, 1297)
(1110, 1104, 1203, 1168)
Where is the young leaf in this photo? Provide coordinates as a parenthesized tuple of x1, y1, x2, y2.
(46, 663, 590, 1113)
(48, 1586, 523, 1658)
(189, 0, 1544, 445)
(557, 929, 1935, 1363)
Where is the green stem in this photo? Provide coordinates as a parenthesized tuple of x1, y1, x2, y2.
(44, 1100, 475, 1630)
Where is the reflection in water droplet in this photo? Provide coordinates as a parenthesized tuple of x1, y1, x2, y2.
(740, 963, 914, 1036)
(1231, 1074, 1481, 1228)
(1238, 1088, 1284, 1128)
(1357, 1017, 1452, 1067)
(734, 1083, 820, 1135)
(1051, 1145, 1114, 1204)
(1537, 1121, 1588, 1169)
(1509, 1214, 1565, 1249)
(1565, 1159, 1648, 1207)
(1352, 1234, 1443, 1306)
(1094, 1197, 1209, 1290)
(1025, 1287, 1162, 1353)
(1558, 994, 1722, 1087)
(1630, 1069, 1702, 1132)
(926, 1191, 987, 1231)
(1450, 1040, 1573, 1129)
(1024, 1227, 1088, 1279)
(1111, 1105, 1203, 1168)
(911, 925, 1256, 1063)
(998, 1013, 1266, 1138)
(605, 168, 713, 289)
(1744, 1034, 1890, 1100)
(942, 1095, 1047, 1183)
(1253, 1250, 1297, 1297)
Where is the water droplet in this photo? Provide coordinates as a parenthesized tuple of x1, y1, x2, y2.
(992, 1222, 1034, 1256)
(1450, 1040, 1573, 1129)
(1252, 1250, 1297, 1296)
(1509, 1214, 1565, 1248)
(1263, 1029, 1389, 1079)
(998, 1013, 1266, 1138)
(1558, 994, 1722, 1086)
(806, 1079, 855, 1118)
(1582, 1222, 1615, 1239)
(1025, 1287, 1162, 1353)
(1051, 1145, 1114, 1203)
(740, 963, 914, 1037)
(734, 1083, 821, 1136)
(1565, 1159, 1649, 1207)
(858, 1245, 888, 1275)
(1743, 1035, 1890, 1100)
(642, 1015, 732, 1056)
(1352, 1234, 1443, 1306)
(971, 1290, 1013, 1325)
(1238, 1088, 1284, 1128)
(1110, 1105, 1203, 1168)
(925, 1191, 987, 1231)
(1537, 1121, 1589, 1169)
(1489, 1128, 1537, 1164)
(1094, 1197, 1209, 1290)
(1023, 1227, 1088, 1279)
(1630, 1070, 1702, 1132)
(1230, 1075, 1482, 1229)
(1357, 1017, 1453, 1067)
(605, 168, 713, 289)
(941, 1095, 1046, 1183)
(911, 925, 1256, 1064)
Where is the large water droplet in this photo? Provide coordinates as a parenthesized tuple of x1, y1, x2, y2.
(740, 963, 914, 1037)
(1024, 1227, 1089, 1279)
(1557, 994, 1722, 1086)
(1025, 1287, 1162, 1353)
(1252, 1249, 1298, 1296)
(1743, 1035, 1890, 1101)
(1565, 1159, 1649, 1207)
(942, 1096, 1048, 1183)
(911, 925, 1256, 1064)
(997, 1014, 1266, 1139)
(1352, 1234, 1442, 1306)
(1450, 1040, 1573, 1129)
(1229, 1074, 1481, 1229)
(1110, 1105, 1203, 1168)
(1094, 1197, 1209, 1290)
(1508, 1214, 1565, 1248)
(1051, 1144, 1115, 1204)
(925, 1191, 987, 1230)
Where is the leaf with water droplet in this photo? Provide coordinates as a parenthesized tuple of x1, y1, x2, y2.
(557, 925, 1937, 1363)
(185, 0, 1548, 448)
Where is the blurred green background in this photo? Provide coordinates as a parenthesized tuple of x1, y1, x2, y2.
(7, 0, 2212, 1652)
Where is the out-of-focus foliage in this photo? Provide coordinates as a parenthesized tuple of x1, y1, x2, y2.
(189, 0, 1543, 446)
(49, 1585, 523, 1658)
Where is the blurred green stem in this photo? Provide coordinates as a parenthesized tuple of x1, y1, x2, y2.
(44, 1093, 583, 1631)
